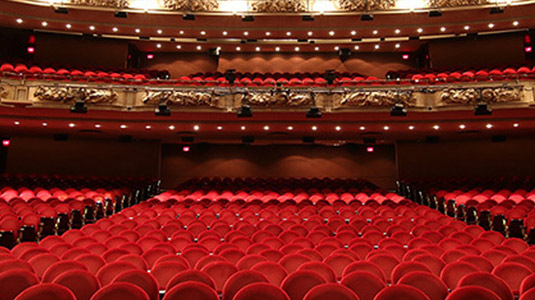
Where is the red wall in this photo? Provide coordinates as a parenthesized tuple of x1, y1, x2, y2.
(160, 143, 397, 189)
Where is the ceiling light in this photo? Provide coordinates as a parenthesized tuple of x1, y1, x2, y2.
(486, 123, 493, 129)
(156, 43, 162, 48)
(335, 126, 341, 131)
(217, 126, 223, 130)
(157, 29, 162, 34)
(176, 45, 181, 49)
(241, 126, 246, 130)
(264, 125, 269, 131)
(464, 25, 470, 30)
(42, 21, 48, 27)
(513, 21, 519, 26)
(433, 125, 440, 130)
(308, 31, 313, 36)
(375, 44, 380, 49)
(255, 47, 260, 51)
(16, 18, 23, 24)
(89, 25, 95, 30)
(417, 28, 423, 33)
(69, 123, 75, 128)
(135, 28, 140, 33)
(112, 27, 118, 32)
(395, 43, 400, 48)
(222, 31, 228, 35)
(440, 27, 446, 32)
(459, 124, 466, 129)
(95, 124, 101, 128)
(287, 126, 293, 131)
(354, 45, 360, 50)
(275, 47, 280, 52)
(329, 31, 335, 36)
(42, 122, 48, 127)
(65, 24, 72, 29)
(193, 125, 200, 131)
(513, 123, 519, 127)
(286, 32, 291, 36)
(359, 126, 365, 130)
(334, 46, 339, 50)
(236, 46, 241, 51)
(408, 125, 414, 130)
(265, 32, 271, 36)
(488, 23, 495, 28)
(373, 30, 378, 35)
(295, 47, 300, 51)
(383, 126, 389, 131)
(179, 30, 184, 34)
(244, 31, 248, 36)
(169, 125, 175, 130)
(120, 124, 127, 129)
(351, 30, 356, 35)
(395, 29, 401, 34)
(314, 47, 319, 51)
(145, 125, 151, 129)
(197, 45, 202, 50)
(200, 31, 206, 35)
(311, 126, 317, 131)
(14, 121, 20, 125)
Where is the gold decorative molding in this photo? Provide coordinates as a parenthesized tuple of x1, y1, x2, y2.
(439, 87, 522, 105)
(251, 0, 307, 12)
(34, 86, 118, 104)
(337, 90, 416, 107)
(243, 91, 314, 106)
(434, 0, 490, 7)
(142, 90, 220, 107)
(0, 85, 7, 99)
(161, 0, 219, 11)
(69, 0, 129, 8)
(337, 0, 396, 11)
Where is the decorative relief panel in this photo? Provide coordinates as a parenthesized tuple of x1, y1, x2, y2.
(336, 90, 416, 107)
(439, 87, 522, 105)
(251, 0, 307, 12)
(33, 86, 118, 104)
(161, 0, 219, 11)
(142, 90, 220, 107)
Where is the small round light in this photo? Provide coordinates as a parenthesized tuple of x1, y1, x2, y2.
(395, 29, 401, 34)
(513, 123, 519, 128)
(182, 146, 190, 152)
(157, 29, 162, 34)
(359, 126, 365, 130)
(354, 45, 360, 50)
(120, 124, 127, 129)
(145, 125, 151, 129)
(95, 124, 101, 128)
(193, 125, 200, 131)
(308, 31, 313, 36)
(287, 126, 293, 131)
(265, 31, 271, 36)
(486, 123, 493, 129)
(236, 46, 241, 51)
(197, 45, 202, 50)
(200, 31, 206, 35)
(256, 47, 261, 51)
(408, 125, 414, 130)
(440, 27, 446, 32)
(373, 30, 378, 35)
(179, 30, 184, 34)
(14, 121, 20, 125)
(176, 45, 182, 49)
(488, 23, 495, 29)
(69, 123, 75, 128)
(383, 126, 389, 131)
(375, 44, 380, 49)
(156, 43, 162, 48)
(65, 24, 72, 29)
(286, 31, 291, 36)
(264, 125, 269, 131)
(464, 25, 470, 30)
(395, 43, 400, 48)
(513, 21, 519, 26)
(42, 21, 48, 27)
(241, 126, 246, 130)
(42, 122, 48, 127)
(459, 124, 466, 129)
(275, 47, 280, 52)
(334, 46, 339, 50)
(351, 30, 356, 35)
(112, 27, 118, 32)
(335, 126, 341, 131)
(417, 28, 423, 33)
(311, 126, 317, 131)
(329, 31, 335, 36)
(295, 47, 299, 51)
(433, 125, 440, 130)
(169, 125, 175, 130)
(16, 18, 23, 24)
(89, 25, 95, 30)
(217, 126, 222, 130)
(135, 28, 140, 33)
(314, 47, 319, 51)
(222, 31, 228, 35)
(244, 31, 249, 36)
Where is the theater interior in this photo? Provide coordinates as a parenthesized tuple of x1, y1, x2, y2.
(1, 0, 535, 299)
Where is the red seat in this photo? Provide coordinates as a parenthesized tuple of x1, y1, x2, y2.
(89, 282, 149, 300)
(373, 284, 430, 300)
(222, 270, 269, 300)
(0, 269, 39, 300)
(341, 271, 385, 300)
(200, 261, 238, 293)
(398, 271, 447, 300)
(445, 286, 500, 300)
(492, 262, 533, 295)
(457, 272, 513, 300)
(112, 269, 159, 300)
(14, 283, 76, 300)
(440, 262, 479, 290)
(52, 270, 100, 300)
(303, 283, 360, 300)
(519, 287, 535, 300)
(251, 262, 288, 286)
(233, 282, 290, 300)
(166, 269, 215, 291)
(281, 270, 326, 300)
(150, 261, 188, 290)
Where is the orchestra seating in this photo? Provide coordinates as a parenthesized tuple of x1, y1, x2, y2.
(0, 177, 533, 300)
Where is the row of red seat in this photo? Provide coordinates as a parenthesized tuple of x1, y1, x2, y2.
(1, 188, 534, 300)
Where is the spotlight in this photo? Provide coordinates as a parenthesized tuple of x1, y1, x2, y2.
(225, 69, 237, 84)
(474, 103, 492, 116)
(182, 146, 190, 152)
(70, 100, 87, 114)
(2, 139, 10, 147)
(183, 14, 195, 20)
(27, 46, 35, 54)
(54, 6, 69, 14)
(242, 15, 254, 22)
(324, 70, 336, 85)
(402, 54, 410, 60)
(428, 10, 442, 17)
(390, 103, 407, 117)
(361, 14, 374, 21)
(364, 137, 376, 152)
(114, 11, 128, 18)
(306, 107, 322, 118)
(146, 53, 154, 60)
(302, 15, 314, 21)
(490, 7, 504, 14)
(366, 146, 374, 153)
(237, 105, 252, 118)
(155, 103, 171, 116)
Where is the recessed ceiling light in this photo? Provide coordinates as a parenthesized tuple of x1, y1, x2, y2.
(408, 125, 414, 130)
(65, 24, 72, 29)
(169, 125, 175, 130)
(486, 123, 493, 129)
(135, 28, 140, 33)
(335, 126, 341, 131)
(417, 28, 423, 33)
(329, 31, 335, 36)
(256, 47, 261, 51)
(42, 122, 48, 127)
(236, 46, 241, 51)
(264, 125, 269, 131)
(14, 121, 20, 125)
(334, 46, 339, 50)
(222, 31, 228, 35)
(197, 45, 202, 50)
(156, 43, 162, 48)
(295, 47, 299, 51)
(89, 25, 95, 30)
(145, 125, 151, 129)
(200, 31, 206, 35)
(311, 126, 317, 131)
(176, 45, 181, 49)
(42, 21, 48, 27)
(193, 125, 199, 131)
(433, 125, 440, 130)
(359, 126, 365, 130)
(440, 27, 446, 32)
(373, 30, 378, 35)
(244, 31, 249, 36)
(464, 25, 470, 30)
(112, 27, 118, 32)
(395, 29, 401, 34)
(179, 30, 184, 34)
(157, 29, 162, 34)
(69, 123, 75, 128)
(513, 123, 519, 127)
(395, 43, 400, 48)
(513, 21, 519, 26)
(314, 47, 319, 51)
(459, 124, 466, 129)
(16, 18, 23, 24)
(383, 126, 389, 131)
(241, 126, 246, 130)
(351, 30, 356, 35)
(265, 32, 271, 36)
(120, 124, 127, 129)
(308, 31, 313, 36)
(286, 31, 291, 36)
(275, 47, 280, 52)
(95, 124, 101, 128)
(287, 126, 293, 131)
(488, 23, 495, 28)
(375, 44, 380, 49)
(217, 126, 222, 130)
(354, 45, 360, 50)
